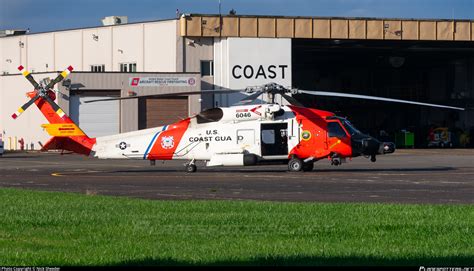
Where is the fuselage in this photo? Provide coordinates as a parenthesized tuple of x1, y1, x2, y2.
(91, 104, 395, 166)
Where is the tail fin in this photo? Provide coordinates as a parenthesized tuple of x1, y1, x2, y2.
(12, 65, 96, 156)
(32, 92, 96, 156)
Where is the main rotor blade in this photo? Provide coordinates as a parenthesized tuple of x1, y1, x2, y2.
(45, 66, 74, 90)
(297, 90, 465, 111)
(42, 93, 66, 118)
(18, 65, 40, 89)
(84, 89, 245, 103)
(236, 91, 263, 105)
(281, 93, 303, 107)
(11, 95, 40, 119)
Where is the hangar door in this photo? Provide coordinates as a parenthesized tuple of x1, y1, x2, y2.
(69, 91, 120, 138)
(139, 97, 188, 129)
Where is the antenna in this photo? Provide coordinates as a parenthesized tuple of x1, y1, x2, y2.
(218, 0, 222, 37)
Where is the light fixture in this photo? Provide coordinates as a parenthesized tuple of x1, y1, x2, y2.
(18, 41, 24, 48)
(62, 79, 71, 88)
(117, 49, 123, 54)
(92, 34, 99, 41)
(5, 59, 12, 63)
(389, 56, 405, 68)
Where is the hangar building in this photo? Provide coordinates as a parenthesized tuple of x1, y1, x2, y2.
(1, 14, 473, 150)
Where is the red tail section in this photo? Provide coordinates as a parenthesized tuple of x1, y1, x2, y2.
(30, 91, 96, 155)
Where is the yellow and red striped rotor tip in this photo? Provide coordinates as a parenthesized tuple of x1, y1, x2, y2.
(12, 108, 23, 119)
(60, 66, 74, 78)
(17, 65, 73, 72)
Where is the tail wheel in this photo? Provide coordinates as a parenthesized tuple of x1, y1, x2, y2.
(186, 164, 197, 173)
(302, 162, 314, 172)
(288, 157, 303, 172)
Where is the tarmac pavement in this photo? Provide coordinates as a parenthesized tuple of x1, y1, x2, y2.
(0, 149, 473, 204)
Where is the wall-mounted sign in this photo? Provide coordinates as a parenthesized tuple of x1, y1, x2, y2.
(231, 64, 288, 80)
(214, 37, 292, 106)
(129, 77, 197, 87)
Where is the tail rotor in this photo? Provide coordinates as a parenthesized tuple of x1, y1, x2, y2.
(12, 65, 73, 119)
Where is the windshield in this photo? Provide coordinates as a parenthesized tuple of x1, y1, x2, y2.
(342, 120, 361, 136)
(327, 122, 347, 138)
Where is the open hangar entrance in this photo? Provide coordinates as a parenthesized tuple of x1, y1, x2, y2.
(292, 39, 474, 147)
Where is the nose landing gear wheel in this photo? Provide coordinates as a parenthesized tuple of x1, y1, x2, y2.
(186, 164, 197, 173)
(288, 157, 303, 172)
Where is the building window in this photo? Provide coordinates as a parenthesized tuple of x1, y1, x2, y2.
(201, 60, 213, 76)
(91, 65, 105, 72)
(120, 63, 137, 72)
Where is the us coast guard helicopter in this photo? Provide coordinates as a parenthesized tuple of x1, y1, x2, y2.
(12, 66, 464, 172)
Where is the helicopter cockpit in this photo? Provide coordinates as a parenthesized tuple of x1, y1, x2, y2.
(326, 116, 395, 159)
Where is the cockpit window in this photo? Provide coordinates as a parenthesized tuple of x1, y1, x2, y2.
(342, 120, 361, 136)
(328, 122, 347, 138)
(196, 108, 224, 124)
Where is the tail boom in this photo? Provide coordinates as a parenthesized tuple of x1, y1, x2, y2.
(33, 92, 96, 156)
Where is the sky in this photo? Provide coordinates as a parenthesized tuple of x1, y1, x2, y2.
(0, 0, 473, 33)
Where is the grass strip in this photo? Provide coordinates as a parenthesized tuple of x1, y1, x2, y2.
(0, 188, 472, 266)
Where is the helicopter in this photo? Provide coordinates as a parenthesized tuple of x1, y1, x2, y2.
(12, 65, 464, 172)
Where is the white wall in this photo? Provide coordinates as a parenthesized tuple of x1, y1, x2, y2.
(27, 34, 55, 73)
(1, 37, 22, 74)
(0, 20, 178, 74)
(112, 24, 144, 71)
(55, 30, 83, 70)
(0, 74, 58, 150)
(83, 27, 113, 71)
(0, 20, 179, 149)
(144, 20, 177, 72)
(214, 37, 292, 106)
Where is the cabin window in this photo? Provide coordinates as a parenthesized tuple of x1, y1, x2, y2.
(328, 122, 347, 138)
(261, 130, 275, 144)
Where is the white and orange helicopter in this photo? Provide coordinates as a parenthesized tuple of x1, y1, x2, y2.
(12, 65, 464, 172)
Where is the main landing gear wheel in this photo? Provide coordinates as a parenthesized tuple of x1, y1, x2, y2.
(186, 164, 197, 173)
(302, 162, 314, 172)
(288, 157, 303, 172)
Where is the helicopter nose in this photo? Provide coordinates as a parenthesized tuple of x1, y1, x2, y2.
(362, 138, 381, 155)
(351, 136, 380, 156)
(351, 136, 396, 158)
(379, 142, 396, 154)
